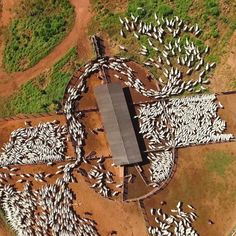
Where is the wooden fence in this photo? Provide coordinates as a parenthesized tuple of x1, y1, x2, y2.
(0, 112, 60, 122)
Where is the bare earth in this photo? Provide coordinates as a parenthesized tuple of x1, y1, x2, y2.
(0, 223, 12, 236)
(210, 30, 236, 92)
(0, 0, 16, 68)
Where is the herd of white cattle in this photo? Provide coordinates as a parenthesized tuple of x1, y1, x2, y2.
(118, 14, 216, 97)
(116, 13, 234, 190)
(137, 94, 234, 186)
(148, 202, 199, 236)
(148, 150, 174, 187)
(88, 162, 121, 198)
(0, 121, 67, 167)
(137, 94, 234, 149)
(168, 95, 234, 146)
(0, 157, 99, 236)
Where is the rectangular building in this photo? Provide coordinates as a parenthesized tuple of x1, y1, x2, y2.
(94, 83, 142, 166)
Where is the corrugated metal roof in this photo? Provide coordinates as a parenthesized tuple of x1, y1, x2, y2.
(94, 83, 142, 166)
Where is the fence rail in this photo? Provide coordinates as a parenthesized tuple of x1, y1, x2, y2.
(0, 112, 61, 122)
(138, 200, 150, 236)
(91, 35, 102, 58)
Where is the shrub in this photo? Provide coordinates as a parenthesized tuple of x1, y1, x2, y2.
(211, 26, 219, 38)
(205, 0, 220, 17)
(158, 4, 173, 17)
(230, 21, 236, 30)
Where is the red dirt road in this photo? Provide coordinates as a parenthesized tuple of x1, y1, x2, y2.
(0, 0, 93, 97)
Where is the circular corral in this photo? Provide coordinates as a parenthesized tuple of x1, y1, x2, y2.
(63, 56, 177, 201)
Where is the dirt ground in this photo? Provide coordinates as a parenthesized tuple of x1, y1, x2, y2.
(0, 0, 16, 66)
(82, 111, 112, 157)
(217, 93, 236, 135)
(71, 172, 147, 236)
(0, 222, 12, 236)
(210, 31, 236, 92)
(143, 141, 236, 236)
(0, 0, 93, 97)
(0, 0, 15, 28)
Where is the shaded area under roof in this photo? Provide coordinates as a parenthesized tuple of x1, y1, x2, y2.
(94, 83, 143, 166)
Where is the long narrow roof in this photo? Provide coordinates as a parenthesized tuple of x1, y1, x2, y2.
(94, 83, 142, 166)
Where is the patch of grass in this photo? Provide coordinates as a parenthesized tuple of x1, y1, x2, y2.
(3, 0, 75, 72)
(0, 47, 78, 117)
(157, 4, 174, 17)
(127, 0, 159, 18)
(100, 12, 120, 37)
(173, 0, 192, 19)
(205, 151, 235, 176)
(232, 77, 236, 89)
(231, 20, 236, 30)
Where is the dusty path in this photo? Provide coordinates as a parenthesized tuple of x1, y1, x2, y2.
(0, 0, 93, 97)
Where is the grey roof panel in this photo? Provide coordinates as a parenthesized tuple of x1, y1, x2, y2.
(94, 83, 142, 166)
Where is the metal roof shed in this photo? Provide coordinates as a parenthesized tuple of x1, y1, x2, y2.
(94, 83, 142, 166)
